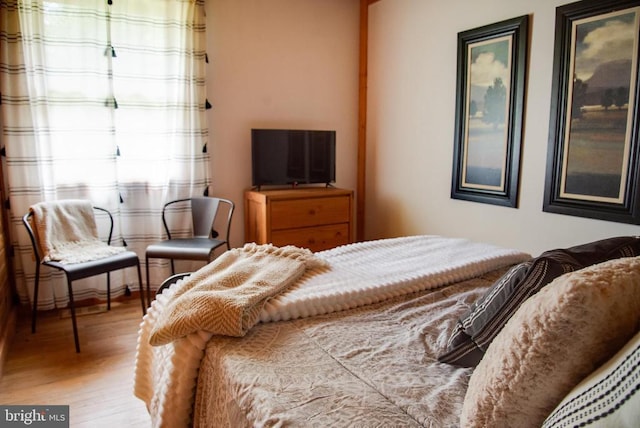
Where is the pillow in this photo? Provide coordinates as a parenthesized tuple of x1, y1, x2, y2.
(438, 261, 531, 366)
(438, 236, 640, 367)
(542, 330, 640, 428)
(460, 256, 640, 428)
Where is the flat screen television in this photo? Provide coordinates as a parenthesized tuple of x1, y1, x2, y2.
(251, 129, 336, 188)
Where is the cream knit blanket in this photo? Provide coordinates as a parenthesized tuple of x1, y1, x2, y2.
(29, 200, 125, 264)
(148, 243, 328, 345)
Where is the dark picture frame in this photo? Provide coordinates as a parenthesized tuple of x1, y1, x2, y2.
(544, 0, 640, 224)
(451, 15, 529, 207)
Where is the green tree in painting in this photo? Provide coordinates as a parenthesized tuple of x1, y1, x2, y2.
(469, 100, 478, 117)
(482, 77, 506, 127)
(614, 86, 628, 109)
(602, 88, 614, 110)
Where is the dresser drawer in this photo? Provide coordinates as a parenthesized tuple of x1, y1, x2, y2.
(270, 196, 350, 230)
(245, 188, 354, 252)
(271, 224, 350, 252)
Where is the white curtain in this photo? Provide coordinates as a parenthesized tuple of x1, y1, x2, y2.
(0, 0, 210, 309)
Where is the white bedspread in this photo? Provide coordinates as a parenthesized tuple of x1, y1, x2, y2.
(134, 235, 530, 427)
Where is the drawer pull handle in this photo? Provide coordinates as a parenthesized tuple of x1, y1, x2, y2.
(309, 209, 316, 215)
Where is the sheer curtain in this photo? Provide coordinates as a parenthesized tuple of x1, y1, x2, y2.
(0, 0, 209, 309)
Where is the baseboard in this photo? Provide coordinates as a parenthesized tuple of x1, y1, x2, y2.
(0, 305, 17, 380)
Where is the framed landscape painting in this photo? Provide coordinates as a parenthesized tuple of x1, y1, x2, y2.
(451, 15, 529, 207)
(544, 0, 640, 224)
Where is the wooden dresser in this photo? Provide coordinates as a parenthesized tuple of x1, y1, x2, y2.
(244, 187, 354, 252)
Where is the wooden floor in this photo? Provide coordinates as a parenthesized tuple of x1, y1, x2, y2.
(0, 298, 151, 427)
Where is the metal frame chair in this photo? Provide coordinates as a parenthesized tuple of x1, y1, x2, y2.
(23, 206, 145, 353)
(144, 197, 234, 303)
(156, 272, 193, 297)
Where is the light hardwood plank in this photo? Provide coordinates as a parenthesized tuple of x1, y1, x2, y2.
(0, 298, 151, 427)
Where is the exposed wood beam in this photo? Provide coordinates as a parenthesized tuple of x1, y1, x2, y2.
(357, 0, 377, 241)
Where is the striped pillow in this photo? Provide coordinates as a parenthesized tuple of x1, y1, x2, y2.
(438, 261, 531, 366)
(542, 330, 640, 428)
(438, 236, 640, 367)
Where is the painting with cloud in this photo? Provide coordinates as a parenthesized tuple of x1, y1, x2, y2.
(451, 15, 528, 208)
(544, 0, 640, 225)
(562, 8, 639, 202)
(463, 36, 512, 189)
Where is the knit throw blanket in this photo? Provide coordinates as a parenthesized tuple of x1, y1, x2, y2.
(29, 200, 125, 264)
(148, 243, 328, 345)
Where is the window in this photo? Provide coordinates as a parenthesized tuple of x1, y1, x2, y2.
(0, 0, 209, 308)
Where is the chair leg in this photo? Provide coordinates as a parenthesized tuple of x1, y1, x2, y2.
(137, 262, 146, 315)
(107, 272, 111, 311)
(145, 255, 151, 309)
(31, 263, 41, 333)
(170, 259, 175, 275)
(66, 278, 81, 353)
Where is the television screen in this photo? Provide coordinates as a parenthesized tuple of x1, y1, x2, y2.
(251, 129, 336, 188)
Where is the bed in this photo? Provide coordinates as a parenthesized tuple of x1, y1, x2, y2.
(134, 234, 640, 427)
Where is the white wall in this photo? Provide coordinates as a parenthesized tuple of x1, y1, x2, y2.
(206, 0, 360, 248)
(367, 0, 640, 256)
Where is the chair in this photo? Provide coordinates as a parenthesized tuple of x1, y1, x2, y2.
(23, 202, 145, 353)
(144, 197, 234, 303)
(156, 272, 194, 297)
